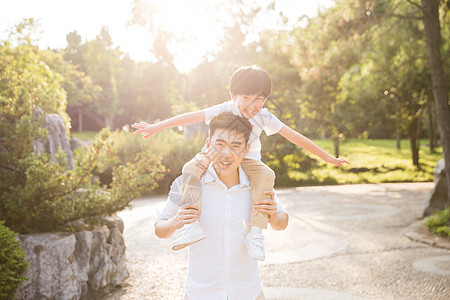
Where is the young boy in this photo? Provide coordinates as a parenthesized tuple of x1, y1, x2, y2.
(132, 65, 349, 261)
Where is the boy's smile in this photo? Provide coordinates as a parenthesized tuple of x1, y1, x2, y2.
(232, 94, 267, 119)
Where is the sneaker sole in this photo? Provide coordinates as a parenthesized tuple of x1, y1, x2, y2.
(171, 236, 206, 251)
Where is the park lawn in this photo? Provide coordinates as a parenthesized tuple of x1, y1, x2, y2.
(71, 131, 98, 142)
(287, 139, 443, 186)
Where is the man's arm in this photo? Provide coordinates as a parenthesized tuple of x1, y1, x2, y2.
(278, 125, 349, 166)
(155, 205, 201, 239)
(132, 110, 206, 138)
(254, 191, 289, 231)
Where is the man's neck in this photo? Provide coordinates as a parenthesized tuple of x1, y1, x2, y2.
(215, 167, 240, 189)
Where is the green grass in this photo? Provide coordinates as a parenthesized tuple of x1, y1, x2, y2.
(424, 208, 450, 238)
(70, 131, 98, 142)
(286, 138, 443, 186)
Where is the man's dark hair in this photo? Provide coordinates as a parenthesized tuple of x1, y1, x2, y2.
(229, 65, 272, 98)
(209, 113, 252, 145)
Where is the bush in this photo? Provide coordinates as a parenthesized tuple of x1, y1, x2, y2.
(424, 208, 450, 238)
(142, 129, 205, 192)
(0, 221, 28, 300)
(0, 42, 165, 233)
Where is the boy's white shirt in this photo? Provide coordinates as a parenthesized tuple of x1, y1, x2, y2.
(203, 101, 284, 160)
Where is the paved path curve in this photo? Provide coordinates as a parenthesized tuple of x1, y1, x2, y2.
(104, 183, 449, 299)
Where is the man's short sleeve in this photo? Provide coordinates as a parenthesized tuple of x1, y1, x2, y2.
(156, 176, 183, 220)
(203, 102, 234, 125)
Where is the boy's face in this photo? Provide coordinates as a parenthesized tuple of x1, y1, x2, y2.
(206, 128, 250, 178)
(231, 93, 267, 119)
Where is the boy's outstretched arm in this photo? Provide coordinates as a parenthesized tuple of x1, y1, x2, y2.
(132, 110, 205, 138)
(278, 125, 349, 166)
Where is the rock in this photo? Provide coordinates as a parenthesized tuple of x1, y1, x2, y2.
(33, 113, 74, 169)
(16, 216, 128, 300)
(423, 159, 448, 217)
(70, 137, 91, 152)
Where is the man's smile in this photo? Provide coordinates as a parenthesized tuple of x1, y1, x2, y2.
(219, 160, 232, 166)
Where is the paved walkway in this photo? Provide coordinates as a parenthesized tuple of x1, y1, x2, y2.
(105, 183, 449, 299)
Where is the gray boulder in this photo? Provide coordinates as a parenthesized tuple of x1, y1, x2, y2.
(16, 216, 128, 300)
(423, 159, 448, 217)
(70, 137, 91, 152)
(33, 113, 74, 169)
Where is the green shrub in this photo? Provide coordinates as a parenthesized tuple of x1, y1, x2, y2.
(145, 129, 205, 192)
(0, 221, 28, 300)
(424, 208, 450, 238)
(0, 43, 165, 233)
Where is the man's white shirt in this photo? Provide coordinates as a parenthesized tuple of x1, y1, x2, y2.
(157, 164, 285, 300)
(203, 101, 284, 160)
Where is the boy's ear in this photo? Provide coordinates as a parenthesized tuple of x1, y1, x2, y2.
(205, 138, 211, 151)
(229, 91, 236, 101)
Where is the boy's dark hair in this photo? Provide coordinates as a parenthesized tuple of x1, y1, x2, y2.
(209, 113, 252, 145)
(229, 65, 272, 98)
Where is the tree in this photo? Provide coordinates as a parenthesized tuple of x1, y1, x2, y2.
(337, 0, 433, 167)
(40, 48, 101, 132)
(421, 0, 450, 204)
(281, 1, 371, 157)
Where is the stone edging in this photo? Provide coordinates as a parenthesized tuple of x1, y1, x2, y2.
(404, 220, 450, 250)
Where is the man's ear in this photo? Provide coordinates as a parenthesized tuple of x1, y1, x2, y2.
(229, 91, 236, 101)
(205, 138, 211, 152)
(243, 143, 250, 157)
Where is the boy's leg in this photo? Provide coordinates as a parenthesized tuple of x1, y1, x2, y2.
(181, 149, 210, 208)
(240, 159, 275, 229)
(241, 158, 275, 261)
(172, 149, 211, 251)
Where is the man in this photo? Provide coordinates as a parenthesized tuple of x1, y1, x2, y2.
(155, 113, 289, 300)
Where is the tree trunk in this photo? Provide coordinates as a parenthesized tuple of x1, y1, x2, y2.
(427, 102, 435, 152)
(409, 118, 420, 168)
(422, 0, 450, 205)
(78, 111, 83, 132)
(104, 116, 114, 129)
(396, 125, 401, 150)
(332, 137, 339, 158)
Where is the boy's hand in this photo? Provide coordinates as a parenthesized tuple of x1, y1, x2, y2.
(328, 157, 350, 167)
(255, 191, 277, 221)
(131, 122, 161, 138)
(170, 205, 201, 229)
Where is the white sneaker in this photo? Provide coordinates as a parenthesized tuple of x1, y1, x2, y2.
(171, 221, 206, 251)
(245, 226, 265, 261)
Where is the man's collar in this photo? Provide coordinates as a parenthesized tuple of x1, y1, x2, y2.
(203, 163, 250, 188)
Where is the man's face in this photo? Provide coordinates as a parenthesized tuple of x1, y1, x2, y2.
(232, 93, 266, 119)
(207, 128, 250, 178)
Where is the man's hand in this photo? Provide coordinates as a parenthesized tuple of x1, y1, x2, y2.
(131, 121, 161, 138)
(170, 205, 201, 230)
(254, 191, 277, 221)
(328, 157, 350, 167)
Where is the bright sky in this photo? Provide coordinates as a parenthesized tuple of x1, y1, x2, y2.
(0, 0, 332, 73)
